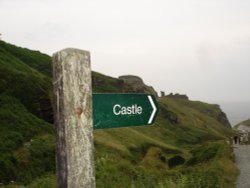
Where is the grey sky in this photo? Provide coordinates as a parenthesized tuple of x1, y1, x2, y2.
(1, 0, 250, 103)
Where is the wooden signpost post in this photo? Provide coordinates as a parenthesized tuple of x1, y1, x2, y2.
(53, 48, 95, 188)
(53, 48, 159, 188)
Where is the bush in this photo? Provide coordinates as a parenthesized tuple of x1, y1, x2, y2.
(187, 142, 221, 165)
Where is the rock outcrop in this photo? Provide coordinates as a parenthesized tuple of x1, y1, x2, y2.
(165, 93, 189, 100)
(217, 111, 231, 128)
(118, 75, 158, 97)
(201, 105, 231, 128)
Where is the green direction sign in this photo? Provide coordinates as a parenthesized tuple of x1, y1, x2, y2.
(93, 94, 159, 129)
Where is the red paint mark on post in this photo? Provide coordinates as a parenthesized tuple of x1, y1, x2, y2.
(76, 107, 83, 118)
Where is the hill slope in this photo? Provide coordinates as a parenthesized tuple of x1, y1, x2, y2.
(234, 119, 250, 133)
(0, 41, 55, 185)
(235, 119, 250, 127)
(0, 41, 237, 187)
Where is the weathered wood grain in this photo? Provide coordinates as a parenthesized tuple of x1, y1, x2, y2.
(53, 48, 95, 188)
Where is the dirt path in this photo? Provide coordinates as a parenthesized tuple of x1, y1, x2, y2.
(234, 144, 250, 188)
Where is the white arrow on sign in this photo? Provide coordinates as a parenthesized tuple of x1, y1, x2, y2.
(147, 95, 157, 124)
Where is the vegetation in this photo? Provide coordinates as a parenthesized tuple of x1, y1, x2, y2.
(0, 40, 238, 187)
(235, 119, 250, 128)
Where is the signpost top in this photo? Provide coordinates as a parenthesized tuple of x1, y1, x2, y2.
(93, 93, 159, 129)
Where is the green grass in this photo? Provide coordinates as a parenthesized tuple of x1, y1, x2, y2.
(235, 119, 250, 128)
(0, 94, 54, 185)
(0, 41, 53, 123)
(0, 41, 54, 185)
(0, 40, 238, 187)
(93, 97, 237, 188)
(0, 40, 52, 76)
(27, 174, 57, 188)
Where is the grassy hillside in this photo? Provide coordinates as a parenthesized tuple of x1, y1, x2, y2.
(235, 119, 250, 128)
(0, 41, 237, 187)
(0, 41, 55, 185)
(0, 41, 53, 123)
(94, 97, 236, 188)
(0, 41, 52, 76)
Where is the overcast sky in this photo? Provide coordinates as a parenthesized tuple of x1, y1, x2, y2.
(1, 0, 250, 103)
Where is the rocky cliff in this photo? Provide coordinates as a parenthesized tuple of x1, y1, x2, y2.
(118, 75, 158, 97)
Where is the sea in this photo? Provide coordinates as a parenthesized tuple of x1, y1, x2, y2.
(218, 101, 250, 127)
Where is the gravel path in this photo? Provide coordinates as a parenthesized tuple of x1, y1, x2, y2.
(234, 144, 250, 188)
